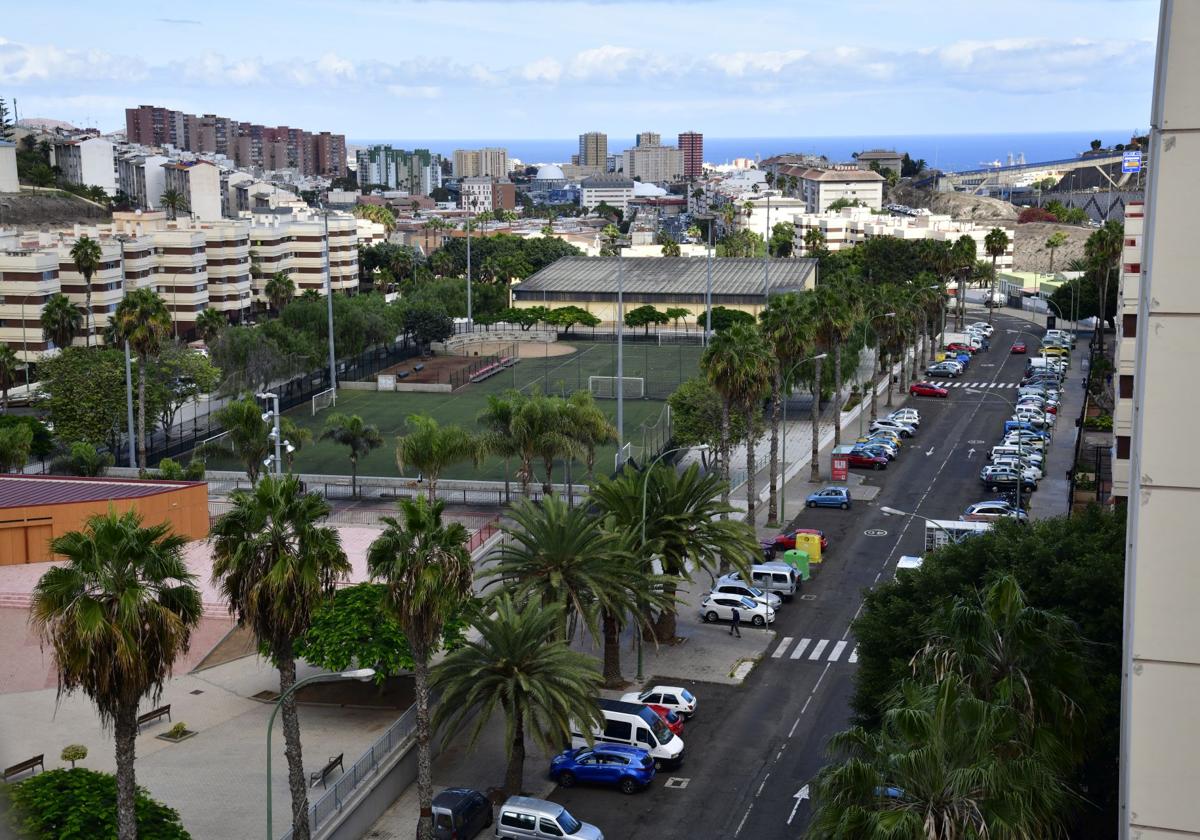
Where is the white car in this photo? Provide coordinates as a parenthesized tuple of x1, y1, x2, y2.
(888, 408, 921, 428)
(1002, 435, 1047, 454)
(620, 685, 697, 718)
(992, 456, 1044, 480)
(709, 581, 781, 610)
(699, 594, 775, 627)
(1010, 410, 1051, 429)
(969, 322, 995, 337)
(869, 418, 916, 438)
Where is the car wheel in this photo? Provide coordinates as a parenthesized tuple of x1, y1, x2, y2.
(654, 758, 664, 770)
(840, 501, 849, 510)
(990, 484, 1000, 492)
(620, 778, 640, 795)
(807, 501, 816, 508)
(705, 611, 718, 623)
(558, 771, 576, 789)
(752, 615, 766, 627)
(874, 462, 883, 471)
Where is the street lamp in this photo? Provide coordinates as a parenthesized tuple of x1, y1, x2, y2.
(964, 387, 1038, 514)
(637, 444, 710, 682)
(778, 353, 827, 524)
(265, 668, 375, 839)
(256, 391, 289, 477)
(860, 312, 895, 433)
(316, 202, 338, 397)
(880, 505, 965, 545)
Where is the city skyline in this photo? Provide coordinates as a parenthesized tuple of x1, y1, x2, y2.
(0, 0, 1157, 139)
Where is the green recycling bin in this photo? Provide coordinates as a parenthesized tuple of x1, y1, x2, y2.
(783, 549, 810, 582)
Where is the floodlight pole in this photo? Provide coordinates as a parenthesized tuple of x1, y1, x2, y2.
(705, 220, 713, 344)
(616, 247, 625, 465)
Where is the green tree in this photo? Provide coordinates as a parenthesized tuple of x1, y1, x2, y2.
(31, 509, 200, 840)
(0, 342, 21, 412)
(368, 497, 474, 840)
(0, 96, 13, 141)
(666, 377, 754, 469)
(564, 390, 616, 483)
(984, 227, 1010, 326)
(9, 768, 191, 839)
(1044, 230, 1069, 277)
(950, 234, 977, 331)
(702, 306, 755, 335)
(548, 306, 601, 335)
(194, 308, 226, 344)
(395, 414, 482, 501)
(69, 236, 103, 348)
(624, 304, 669, 336)
(209, 475, 350, 840)
(159, 188, 188, 221)
(320, 413, 383, 498)
(36, 346, 127, 447)
(278, 417, 311, 474)
(147, 344, 221, 446)
(769, 221, 795, 257)
(1085, 220, 1123, 353)
(40, 293, 84, 352)
(0, 422, 33, 471)
(431, 596, 603, 796)
(659, 236, 681, 257)
(759, 293, 814, 523)
(264, 272, 295, 315)
(822, 280, 863, 446)
(113, 289, 172, 470)
(54, 441, 114, 476)
(207, 395, 271, 483)
(703, 322, 772, 514)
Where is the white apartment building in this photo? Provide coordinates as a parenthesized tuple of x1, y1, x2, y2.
(0, 242, 61, 362)
(162, 160, 222, 221)
(52, 137, 118, 196)
(580, 175, 635, 213)
(621, 143, 683, 183)
(790, 206, 1014, 270)
(356, 218, 388, 248)
(116, 152, 169, 210)
(1112, 201, 1142, 501)
(734, 194, 808, 240)
(54, 234, 126, 344)
(460, 177, 497, 213)
(246, 209, 359, 304)
(799, 167, 884, 212)
(0, 141, 18, 193)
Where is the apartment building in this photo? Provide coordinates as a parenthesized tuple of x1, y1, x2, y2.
(0, 243, 61, 362)
(0, 141, 18, 193)
(621, 141, 683, 183)
(678, 132, 704, 178)
(1112, 201, 1142, 502)
(460, 177, 516, 212)
(578, 132, 608, 170)
(246, 209, 359, 303)
(162, 161, 223, 221)
(116, 152, 169, 210)
(452, 147, 508, 178)
(356, 146, 443, 195)
(636, 132, 660, 148)
(799, 167, 884, 212)
(54, 236, 126, 344)
(855, 149, 904, 174)
(51, 137, 118, 196)
(580, 175, 635, 212)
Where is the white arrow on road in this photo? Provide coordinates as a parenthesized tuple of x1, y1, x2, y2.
(788, 785, 810, 825)
(926, 447, 935, 456)
(967, 448, 976, 459)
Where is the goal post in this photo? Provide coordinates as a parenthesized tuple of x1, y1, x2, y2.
(312, 387, 337, 416)
(588, 376, 645, 399)
(658, 332, 704, 346)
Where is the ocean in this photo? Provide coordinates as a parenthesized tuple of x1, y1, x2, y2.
(351, 130, 1140, 173)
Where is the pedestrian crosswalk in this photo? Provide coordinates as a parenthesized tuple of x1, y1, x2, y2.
(770, 636, 858, 664)
(946, 381, 1019, 388)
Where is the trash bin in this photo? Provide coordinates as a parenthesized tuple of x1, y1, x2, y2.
(783, 549, 810, 582)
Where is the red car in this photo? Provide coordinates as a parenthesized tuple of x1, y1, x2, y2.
(1011, 342, 1027, 354)
(647, 704, 685, 736)
(945, 342, 976, 355)
(772, 528, 830, 552)
(847, 451, 888, 470)
(910, 381, 949, 398)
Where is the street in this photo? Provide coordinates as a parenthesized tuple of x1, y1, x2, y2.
(544, 310, 1072, 838)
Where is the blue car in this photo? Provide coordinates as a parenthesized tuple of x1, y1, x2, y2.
(806, 486, 852, 510)
(1003, 420, 1050, 436)
(852, 444, 895, 462)
(549, 745, 655, 795)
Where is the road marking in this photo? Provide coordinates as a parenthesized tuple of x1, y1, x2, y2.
(848, 646, 859, 663)
(828, 640, 848, 662)
(864, 528, 888, 537)
(967, 439, 985, 444)
(734, 805, 753, 837)
(756, 773, 770, 797)
(967, 448, 976, 458)
(789, 717, 801, 737)
(788, 785, 811, 825)
(789, 638, 812, 659)
(801, 696, 813, 714)
(926, 446, 935, 456)
(771, 636, 793, 658)
(808, 639, 830, 660)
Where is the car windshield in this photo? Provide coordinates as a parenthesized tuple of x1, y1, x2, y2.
(557, 809, 582, 834)
(434, 813, 453, 830)
(681, 688, 695, 702)
(648, 711, 673, 745)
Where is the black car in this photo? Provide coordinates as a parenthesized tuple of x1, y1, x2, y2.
(432, 788, 492, 840)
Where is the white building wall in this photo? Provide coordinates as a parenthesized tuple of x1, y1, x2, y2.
(78, 138, 118, 196)
(0, 143, 18, 193)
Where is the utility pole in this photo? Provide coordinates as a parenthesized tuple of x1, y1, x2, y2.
(616, 247, 624, 466)
(320, 204, 337, 394)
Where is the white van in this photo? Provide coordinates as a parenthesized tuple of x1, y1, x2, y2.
(720, 563, 799, 600)
(571, 699, 684, 769)
(991, 444, 1045, 462)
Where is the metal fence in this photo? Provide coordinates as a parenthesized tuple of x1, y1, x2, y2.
(280, 706, 417, 840)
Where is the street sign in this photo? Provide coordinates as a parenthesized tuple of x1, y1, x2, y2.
(1122, 151, 1143, 173)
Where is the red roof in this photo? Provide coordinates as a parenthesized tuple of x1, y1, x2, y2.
(0, 475, 201, 508)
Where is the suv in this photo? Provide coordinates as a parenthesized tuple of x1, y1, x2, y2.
(869, 418, 916, 438)
(979, 464, 1038, 493)
(432, 788, 492, 840)
(720, 563, 800, 599)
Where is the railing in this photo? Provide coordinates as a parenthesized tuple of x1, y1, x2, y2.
(279, 706, 417, 840)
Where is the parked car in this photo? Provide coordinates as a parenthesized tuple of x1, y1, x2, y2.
(771, 528, 829, 552)
(847, 450, 889, 470)
(852, 444, 895, 462)
(720, 563, 800, 600)
(710, 581, 782, 610)
(909, 380, 949, 398)
(962, 500, 1029, 523)
(992, 456, 1044, 480)
(969, 322, 995, 337)
(869, 418, 916, 438)
(806, 486, 852, 509)
(945, 342, 977, 355)
(699, 594, 775, 627)
(621, 686, 697, 719)
(432, 788, 493, 840)
(646, 705, 685, 737)
(979, 464, 1038, 493)
(549, 745, 655, 795)
(496, 797, 602, 840)
(859, 429, 901, 447)
(925, 361, 962, 378)
(1011, 341, 1027, 354)
(889, 408, 921, 427)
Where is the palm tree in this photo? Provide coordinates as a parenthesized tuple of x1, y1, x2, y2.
(431, 596, 604, 796)
(564, 391, 617, 484)
(477, 392, 522, 498)
(194, 307, 226, 344)
(984, 227, 1010, 326)
(31, 509, 201, 840)
(320, 413, 383, 498)
(159, 188, 188, 221)
(821, 280, 862, 447)
(265, 272, 295, 315)
(1045, 231, 1069, 278)
(1085, 220, 1123, 354)
(660, 237, 681, 257)
(279, 418, 312, 474)
(803, 227, 827, 257)
(702, 322, 766, 511)
(113, 288, 172, 470)
(760, 293, 814, 524)
(207, 395, 271, 483)
(368, 496, 473, 840)
(40, 292, 84, 351)
(69, 235, 103, 348)
(950, 235, 977, 331)
(0, 343, 20, 412)
(0, 423, 33, 471)
(530, 394, 582, 495)
(395, 414, 482, 502)
(210, 475, 350, 840)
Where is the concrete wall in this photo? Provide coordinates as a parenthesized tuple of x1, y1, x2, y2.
(0, 145, 17, 193)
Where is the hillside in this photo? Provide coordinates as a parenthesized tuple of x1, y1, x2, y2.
(0, 192, 112, 227)
(887, 182, 1019, 222)
(1011, 221, 1092, 274)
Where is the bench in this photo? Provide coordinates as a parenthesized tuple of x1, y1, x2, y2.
(309, 753, 344, 789)
(396, 370, 410, 380)
(413, 363, 425, 372)
(3, 754, 43, 782)
(137, 705, 171, 733)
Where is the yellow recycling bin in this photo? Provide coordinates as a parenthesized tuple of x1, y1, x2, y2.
(794, 532, 823, 566)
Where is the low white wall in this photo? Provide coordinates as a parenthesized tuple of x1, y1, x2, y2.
(394, 382, 452, 393)
(340, 380, 377, 391)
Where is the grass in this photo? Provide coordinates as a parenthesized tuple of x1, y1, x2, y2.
(204, 339, 700, 483)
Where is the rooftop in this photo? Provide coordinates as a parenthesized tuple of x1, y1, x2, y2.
(581, 175, 635, 189)
(801, 168, 885, 183)
(0, 475, 200, 508)
(515, 256, 816, 298)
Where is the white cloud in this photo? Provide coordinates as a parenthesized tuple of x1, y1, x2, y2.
(316, 53, 357, 80)
(387, 84, 441, 99)
(0, 36, 147, 83)
(710, 49, 809, 77)
(568, 45, 639, 80)
(520, 56, 562, 83)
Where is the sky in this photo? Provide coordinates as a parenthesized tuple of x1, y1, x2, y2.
(0, 0, 1161, 140)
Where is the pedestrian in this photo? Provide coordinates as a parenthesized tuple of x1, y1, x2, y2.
(729, 605, 742, 638)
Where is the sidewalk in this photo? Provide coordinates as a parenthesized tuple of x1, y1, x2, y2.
(1028, 335, 1088, 519)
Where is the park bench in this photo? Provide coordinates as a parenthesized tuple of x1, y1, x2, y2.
(137, 705, 171, 733)
(3, 754, 44, 782)
(309, 753, 344, 789)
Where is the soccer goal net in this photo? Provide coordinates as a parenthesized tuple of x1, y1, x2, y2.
(588, 376, 645, 399)
(658, 332, 704, 346)
(311, 387, 337, 416)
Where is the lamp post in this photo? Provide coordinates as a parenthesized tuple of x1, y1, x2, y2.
(704, 218, 713, 343)
(465, 196, 477, 326)
(317, 203, 337, 396)
(616, 246, 625, 466)
(778, 352, 827, 525)
(638, 444, 709, 682)
(266, 668, 375, 840)
(256, 391, 293, 477)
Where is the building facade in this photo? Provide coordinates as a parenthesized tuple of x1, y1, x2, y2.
(678, 132, 704, 178)
(460, 177, 516, 212)
(0, 141, 19, 193)
(162, 160, 223, 221)
(636, 132, 661, 148)
(51, 137, 118, 196)
(855, 149, 904, 174)
(355, 146, 443, 195)
(0, 244, 60, 362)
(1112, 201, 1142, 503)
(799, 167, 885, 212)
(116, 152, 169, 210)
(621, 142, 683, 184)
(452, 147, 508, 178)
(578, 132, 608, 170)
(580, 175, 635, 212)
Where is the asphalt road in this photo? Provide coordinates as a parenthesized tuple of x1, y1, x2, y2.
(543, 311, 1067, 840)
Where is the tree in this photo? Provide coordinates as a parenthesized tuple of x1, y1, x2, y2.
(431, 596, 603, 795)
(31, 509, 200, 840)
(803, 227, 828, 258)
(395, 414, 482, 501)
(53, 441, 114, 477)
(702, 306, 755, 333)
(0, 96, 13, 141)
(0, 422, 33, 472)
(320, 413, 383, 498)
(624, 304, 669, 336)
(159, 188, 188, 221)
(404, 303, 454, 348)
(40, 293, 84, 351)
(69, 236, 103, 348)
(209, 475, 350, 840)
(564, 390, 616, 483)
(147, 344, 221, 445)
(664, 307, 691, 333)
(950, 235, 977, 330)
(759, 293, 814, 523)
(827, 198, 864, 212)
(368, 496, 474, 840)
(1019, 206, 1058, 224)
(1045, 231, 1069, 277)
(37, 347, 128, 448)
(666, 377, 754, 470)
(984, 227, 1010, 326)
(817, 280, 860, 447)
(9, 768, 191, 839)
(547, 306, 600, 335)
(112, 289, 172, 470)
(208, 395, 271, 483)
(769, 221, 795, 257)
(900, 153, 927, 178)
(659, 236, 681, 257)
(497, 307, 542, 331)
(1090, 138, 1103, 151)
(716, 229, 765, 258)
(265, 272, 295, 315)
(278, 417, 311, 473)
(352, 203, 396, 234)
(0, 342, 21, 412)
(1085, 221, 1123, 354)
(194, 307, 226, 344)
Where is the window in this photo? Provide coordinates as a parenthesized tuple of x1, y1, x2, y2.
(1122, 314, 1137, 338)
(636, 728, 654, 746)
(1117, 436, 1131, 460)
(604, 719, 632, 740)
(539, 819, 564, 837)
(1120, 375, 1134, 399)
(500, 812, 536, 830)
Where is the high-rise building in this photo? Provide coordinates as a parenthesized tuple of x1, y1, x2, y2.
(678, 131, 704, 178)
(452, 147, 508, 178)
(356, 146, 444, 195)
(622, 138, 683, 183)
(578, 132, 608, 170)
(636, 131, 661, 148)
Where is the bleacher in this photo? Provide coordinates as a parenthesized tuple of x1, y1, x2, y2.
(469, 356, 519, 383)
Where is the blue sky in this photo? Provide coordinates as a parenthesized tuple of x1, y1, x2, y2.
(0, 0, 1160, 140)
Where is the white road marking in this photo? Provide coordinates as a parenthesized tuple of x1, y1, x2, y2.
(789, 638, 812, 659)
(828, 640, 848, 662)
(926, 447, 935, 456)
(808, 639, 830, 660)
(756, 773, 770, 797)
(789, 717, 801, 737)
(771, 636, 793, 658)
(734, 805, 753, 837)
(848, 646, 859, 663)
(788, 785, 811, 825)
(967, 447, 976, 458)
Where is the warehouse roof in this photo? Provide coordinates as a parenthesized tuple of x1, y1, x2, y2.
(514, 256, 816, 298)
(0, 475, 199, 508)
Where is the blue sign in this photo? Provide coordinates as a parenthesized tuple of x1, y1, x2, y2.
(1122, 151, 1143, 173)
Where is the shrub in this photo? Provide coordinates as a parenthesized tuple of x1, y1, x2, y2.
(1018, 207, 1058, 224)
(50, 442, 114, 477)
(156, 458, 185, 480)
(9, 768, 191, 839)
(0, 415, 54, 458)
(59, 745, 87, 768)
(165, 722, 189, 739)
(1084, 414, 1113, 431)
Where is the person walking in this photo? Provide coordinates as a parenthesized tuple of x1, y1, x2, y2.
(729, 605, 742, 638)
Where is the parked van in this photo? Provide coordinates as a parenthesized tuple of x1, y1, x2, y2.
(495, 797, 602, 840)
(720, 563, 799, 599)
(571, 699, 684, 769)
(432, 788, 492, 840)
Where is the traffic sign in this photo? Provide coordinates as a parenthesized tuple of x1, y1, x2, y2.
(1122, 151, 1143, 173)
